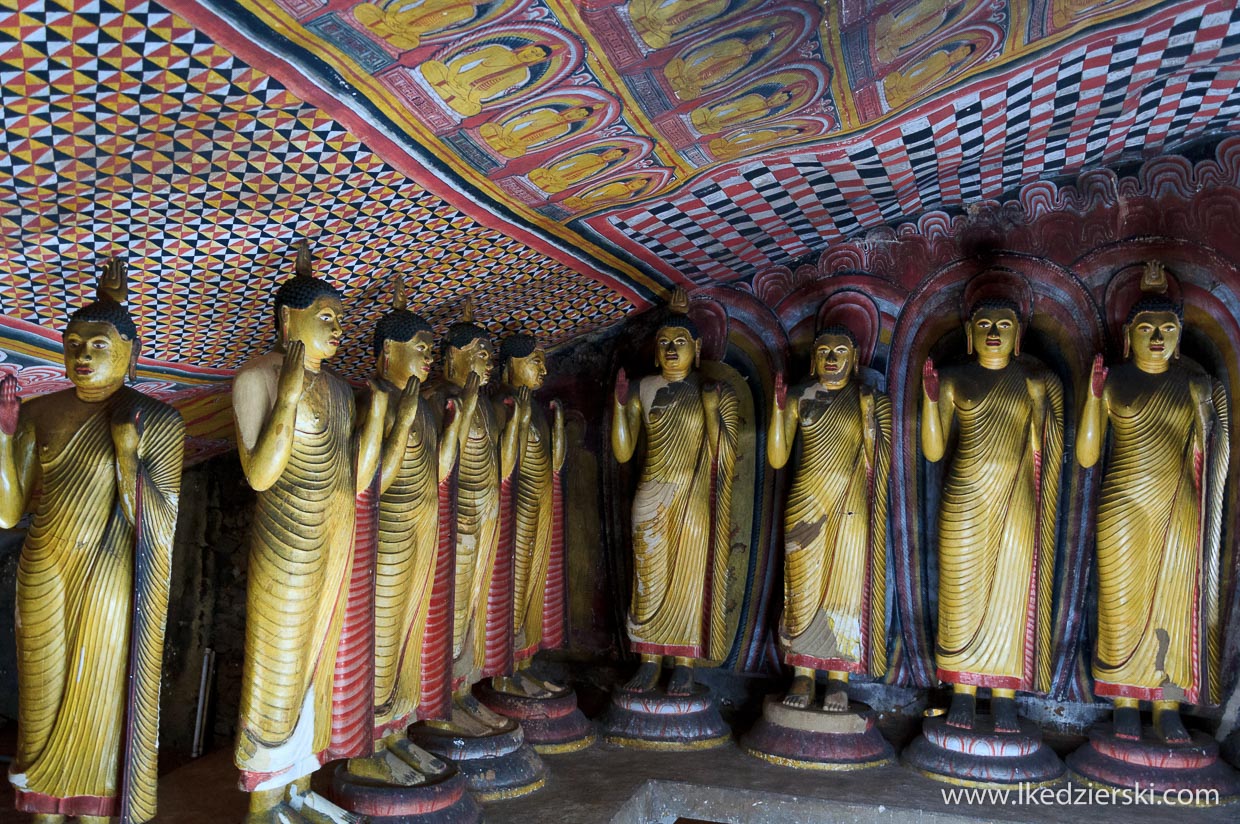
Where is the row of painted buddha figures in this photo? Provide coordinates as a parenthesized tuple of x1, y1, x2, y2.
(0, 248, 1232, 821)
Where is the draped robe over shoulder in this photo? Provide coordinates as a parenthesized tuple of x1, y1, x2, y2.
(234, 356, 357, 791)
(628, 373, 739, 659)
(1094, 367, 1229, 705)
(374, 398, 450, 733)
(11, 388, 183, 823)
(933, 363, 1063, 692)
(779, 383, 890, 677)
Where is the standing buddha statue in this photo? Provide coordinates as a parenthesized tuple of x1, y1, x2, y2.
(611, 289, 740, 696)
(1, 257, 184, 824)
(492, 333, 567, 697)
(768, 325, 891, 711)
(920, 298, 1063, 731)
(1077, 293, 1230, 742)
(231, 243, 387, 821)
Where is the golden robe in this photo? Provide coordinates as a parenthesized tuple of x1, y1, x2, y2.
(934, 364, 1062, 692)
(1094, 367, 1229, 705)
(234, 358, 357, 791)
(690, 93, 778, 135)
(780, 384, 890, 677)
(421, 44, 537, 117)
(11, 389, 183, 823)
(628, 375, 739, 659)
(510, 399, 556, 659)
(374, 399, 444, 735)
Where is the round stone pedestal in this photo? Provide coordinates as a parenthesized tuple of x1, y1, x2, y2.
(600, 684, 730, 750)
(1067, 725, 1240, 804)
(904, 715, 1064, 787)
(331, 756, 482, 823)
(741, 696, 893, 770)
(407, 720, 546, 802)
(475, 682, 596, 754)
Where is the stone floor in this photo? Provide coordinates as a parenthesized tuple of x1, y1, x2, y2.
(3, 733, 1235, 824)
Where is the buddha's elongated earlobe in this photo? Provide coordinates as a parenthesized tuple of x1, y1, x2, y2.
(965, 324, 973, 356)
(1014, 330, 1021, 359)
(1122, 325, 1131, 360)
(694, 340, 701, 369)
(128, 341, 139, 383)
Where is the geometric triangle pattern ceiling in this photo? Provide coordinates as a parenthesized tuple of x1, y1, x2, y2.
(184, 0, 1240, 287)
(0, 0, 632, 382)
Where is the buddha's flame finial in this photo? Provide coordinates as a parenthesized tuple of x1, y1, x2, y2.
(394, 277, 408, 311)
(1141, 260, 1169, 294)
(669, 286, 690, 315)
(97, 255, 128, 304)
(294, 240, 313, 277)
(461, 295, 475, 323)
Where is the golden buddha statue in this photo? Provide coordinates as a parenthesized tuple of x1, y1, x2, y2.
(1077, 293, 1229, 742)
(491, 334, 567, 698)
(627, 0, 729, 50)
(479, 104, 602, 160)
(768, 327, 890, 712)
(354, 0, 489, 51)
(873, 0, 985, 64)
(429, 303, 515, 732)
(421, 42, 554, 117)
(528, 146, 629, 194)
(921, 298, 1063, 731)
(664, 30, 776, 101)
(611, 290, 740, 696)
(232, 244, 388, 821)
(707, 123, 805, 160)
(1, 257, 184, 824)
(342, 282, 467, 787)
(690, 90, 793, 136)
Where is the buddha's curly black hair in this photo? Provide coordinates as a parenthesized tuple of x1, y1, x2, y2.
(446, 319, 491, 351)
(1125, 294, 1182, 325)
(968, 297, 1021, 320)
(373, 308, 434, 360)
(273, 275, 341, 335)
(499, 333, 538, 367)
(68, 297, 137, 341)
(813, 324, 858, 348)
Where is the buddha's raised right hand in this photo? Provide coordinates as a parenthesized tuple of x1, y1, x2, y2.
(922, 358, 939, 402)
(396, 375, 422, 425)
(0, 374, 17, 437)
(515, 385, 533, 427)
(461, 371, 481, 415)
(1089, 354, 1108, 399)
(278, 339, 306, 404)
(614, 367, 629, 405)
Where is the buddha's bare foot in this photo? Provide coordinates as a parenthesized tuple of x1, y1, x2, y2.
(945, 690, 976, 730)
(1113, 705, 1142, 740)
(520, 668, 567, 696)
(291, 789, 365, 823)
(782, 675, 813, 708)
(492, 674, 526, 696)
(347, 749, 424, 787)
(388, 737, 448, 776)
(991, 696, 1019, 733)
(821, 679, 849, 713)
(666, 664, 694, 696)
(622, 661, 660, 693)
(458, 694, 511, 731)
(1154, 707, 1191, 744)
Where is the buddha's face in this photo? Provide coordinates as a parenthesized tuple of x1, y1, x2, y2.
(1127, 310, 1180, 366)
(385, 330, 435, 388)
(283, 294, 344, 364)
(601, 148, 625, 162)
(748, 31, 776, 52)
(655, 324, 698, 378)
(622, 178, 646, 194)
(968, 306, 1018, 360)
(449, 336, 494, 384)
(517, 45, 550, 64)
(508, 348, 548, 390)
(812, 333, 855, 386)
(767, 91, 792, 108)
(63, 320, 132, 391)
(563, 107, 591, 122)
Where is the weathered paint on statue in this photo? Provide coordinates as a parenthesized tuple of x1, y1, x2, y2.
(768, 328, 890, 712)
(1077, 295, 1230, 743)
(611, 295, 740, 696)
(0, 258, 184, 824)
(231, 244, 387, 820)
(492, 334, 568, 698)
(920, 300, 1063, 732)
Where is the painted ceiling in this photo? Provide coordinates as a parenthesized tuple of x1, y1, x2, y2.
(1, 0, 1240, 459)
